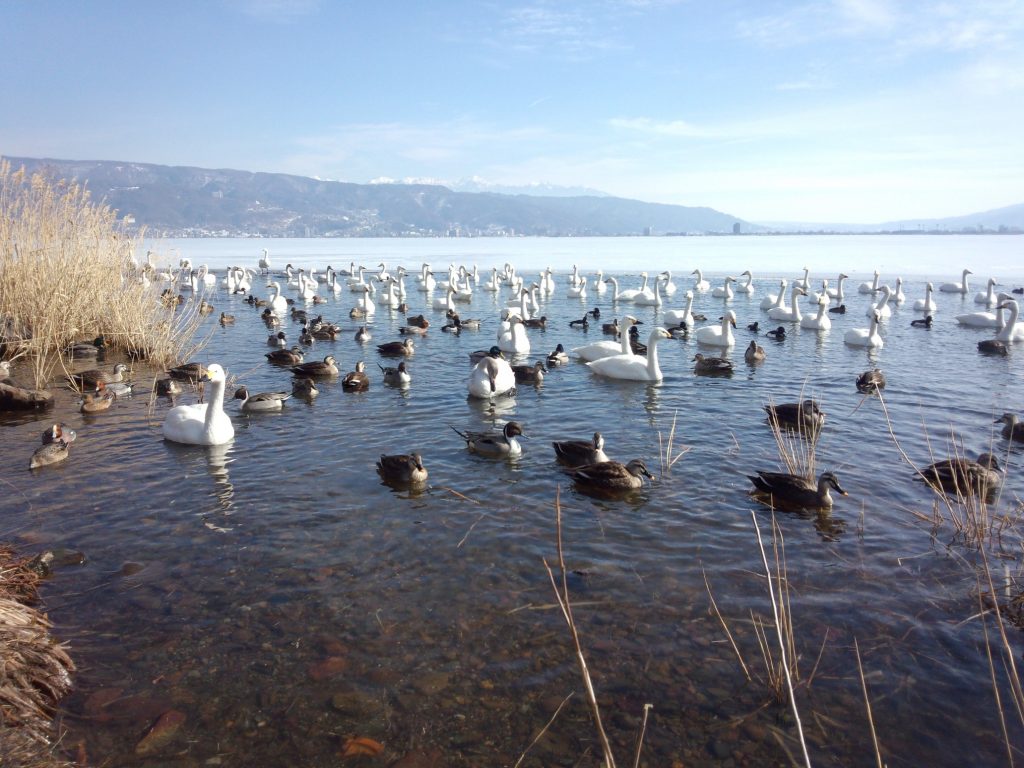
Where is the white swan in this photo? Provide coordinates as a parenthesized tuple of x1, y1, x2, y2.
(593, 269, 606, 294)
(800, 296, 832, 331)
(769, 286, 806, 322)
(695, 310, 737, 347)
(996, 300, 1024, 342)
(761, 279, 786, 311)
(540, 267, 555, 293)
(587, 328, 672, 382)
(940, 268, 971, 294)
(663, 290, 695, 327)
(258, 248, 271, 275)
(865, 286, 893, 320)
(889, 277, 905, 304)
(484, 267, 501, 292)
(634, 274, 663, 307)
(573, 316, 637, 361)
(432, 286, 457, 312)
(617, 273, 647, 302)
(660, 270, 678, 296)
(956, 297, 1006, 328)
(268, 282, 288, 316)
(357, 285, 376, 316)
(859, 271, 881, 294)
(827, 273, 848, 303)
(844, 312, 884, 348)
(808, 279, 829, 304)
(974, 277, 998, 306)
(692, 269, 710, 292)
(467, 352, 516, 399)
(567, 276, 588, 299)
(162, 364, 234, 446)
(497, 316, 531, 355)
(711, 276, 735, 300)
(913, 282, 937, 312)
(795, 266, 811, 291)
(605, 276, 623, 302)
(418, 265, 437, 292)
(736, 270, 755, 294)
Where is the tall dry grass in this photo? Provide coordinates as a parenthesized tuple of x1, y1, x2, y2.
(0, 160, 205, 388)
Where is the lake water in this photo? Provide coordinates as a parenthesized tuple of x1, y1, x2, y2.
(3, 234, 1024, 767)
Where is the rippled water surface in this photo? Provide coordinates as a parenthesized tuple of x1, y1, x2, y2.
(3, 235, 1024, 767)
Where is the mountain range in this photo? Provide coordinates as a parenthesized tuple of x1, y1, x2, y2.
(1, 157, 751, 238)
(3, 156, 1021, 237)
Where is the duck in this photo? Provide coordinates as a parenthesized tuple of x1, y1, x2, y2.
(378, 361, 411, 386)
(105, 381, 134, 398)
(768, 286, 806, 322)
(747, 321, 760, 332)
(233, 386, 291, 412)
(553, 432, 609, 467)
(198, 300, 215, 316)
(749, 470, 847, 509)
(68, 336, 105, 360)
(451, 421, 524, 458)
(376, 453, 428, 485)
(79, 385, 114, 414)
(342, 361, 370, 391)
(268, 331, 288, 347)
(292, 378, 319, 398)
(911, 315, 933, 328)
(744, 340, 766, 364)
(522, 316, 547, 330)
(978, 339, 1009, 356)
(266, 347, 305, 365)
(692, 353, 733, 376)
(30, 424, 76, 469)
(68, 363, 128, 389)
(856, 369, 886, 394)
(588, 328, 672, 382)
(865, 285, 893, 320)
(913, 282, 938, 313)
(940, 268, 972, 294)
(569, 315, 590, 330)
(355, 326, 372, 343)
(628, 325, 647, 355)
(695, 310, 737, 348)
(844, 311, 884, 348)
(996, 413, 1024, 442)
(602, 318, 620, 336)
(290, 356, 339, 377)
(546, 344, 569, 366)
(766, 326, 786, 340)
(377, 338, 415, 357)
(467, 349, 516, 398)
(167, 362, 207, 382)
(162, 363, 234, 446)
(572, 316, 638, 362)
(829, 304, 847, 315)
(572, 459, 654, 491)
(512, 361, 546, 384)
(918, 453, 1002, 500)
(156, 378, 183, 396)
(800, 296, 832, 331)
(764, 400, 825, 434)
(400, 324, 429, 336)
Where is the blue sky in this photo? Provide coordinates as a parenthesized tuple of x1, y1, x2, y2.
(3, 0, 1022, 223)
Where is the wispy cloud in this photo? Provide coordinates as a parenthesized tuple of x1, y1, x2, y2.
(495, 3, 629, 58)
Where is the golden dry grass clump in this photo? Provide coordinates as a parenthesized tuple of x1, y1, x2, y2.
(0, 546, 75, 767)
(0, 160, 204, 388)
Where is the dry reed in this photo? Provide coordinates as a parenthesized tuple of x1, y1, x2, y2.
(0, 160, 206, 388)
(764, 395, 818, 482)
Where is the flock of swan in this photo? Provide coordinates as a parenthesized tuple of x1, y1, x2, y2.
(24, 251, 1020, 497)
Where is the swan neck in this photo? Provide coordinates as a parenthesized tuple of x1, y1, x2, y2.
(646, 336, 661, 379)
(205, 379, 225, 429)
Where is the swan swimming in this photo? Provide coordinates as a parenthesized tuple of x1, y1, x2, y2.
(865, 285, 893, 320)
(844, 312, 884, 348)
(940, 268, 972, 294)
(760, 279, 786, 311)
(162, 363, 234, 446)
(800, 296, 832, 331)
(858, 271, 881, 295)
(995, 299, 1024, 342)
(695, 310, 737, 348)
(768, 286, 806, 323)
(572, 315, 637, 361)
(587, 328, 672, 382)
(913, 282, 937, 312)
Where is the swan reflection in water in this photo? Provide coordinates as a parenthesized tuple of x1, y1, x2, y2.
(163, 440, 236, 529)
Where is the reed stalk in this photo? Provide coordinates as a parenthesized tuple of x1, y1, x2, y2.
(656, 410, 691, 476)
(0, 161, 206, 388)
(764, 395, 817, 482)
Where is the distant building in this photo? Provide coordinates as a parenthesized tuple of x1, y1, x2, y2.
(733, 222, 741, 234)
(643, 226, 653, 236)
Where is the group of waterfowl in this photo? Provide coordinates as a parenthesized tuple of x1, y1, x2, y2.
(8, 255, 1021, 509)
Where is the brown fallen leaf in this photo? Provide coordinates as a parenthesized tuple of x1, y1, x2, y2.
(342, 736, 384, 757)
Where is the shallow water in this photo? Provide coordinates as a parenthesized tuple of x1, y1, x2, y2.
(3, 237, 1024, 767)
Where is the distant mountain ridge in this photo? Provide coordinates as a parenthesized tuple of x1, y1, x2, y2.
(2, 156, 752, 238)
(757, 203, 1024, 233)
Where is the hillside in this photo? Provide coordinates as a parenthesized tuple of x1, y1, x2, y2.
(1, 157, 754, 238)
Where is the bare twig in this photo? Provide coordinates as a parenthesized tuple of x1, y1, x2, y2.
(854, 638, 884, 768)
(513, 692, 575, 768)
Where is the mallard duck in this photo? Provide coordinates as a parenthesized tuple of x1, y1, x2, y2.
(266, 347, 305, 365)
(546, 344, 569, 366)
(355, 326, 372, 343)
(996, 413, 1024, 442)
(572, 459, 653, 490)
(68, 363, 128, 389)
(749, 470, 847, 509)
(342, 361, 370, 391)
(978, 339, 1008, 356)
(291, 355, 339, 377)
(744, 340, 766, 364)
(155, 378, 182, 396)
(68, 336, 105, 359)
(377, 338, 414, 357)
(856, 369, 886, 394)
(693, 353, 733, 376)
(766, 326, 786, 340)
(292, 378, 319, 398)
(378, 361, 411, 386)
(918, 453, 1002, 500)
(911, 315, 933, 328)
(376, 453, 428, 485)
(764, 400, 825, 434)
(451, 421, 524, 458)
(628, 326, 648, 355)
(168, 362, 207, 382)
(512, 361, 545, 384)
(80, 382, 115, 413)
(553, 432, 609, 467)
(30, 424, 76, 469)
(234, 386, 291, 412)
